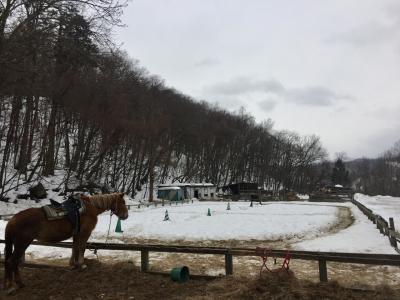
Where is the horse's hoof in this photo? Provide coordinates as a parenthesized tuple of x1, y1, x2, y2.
(16, 282, 25, 289)
(79, 264, 88, 271)
(6, 287, 18, 295)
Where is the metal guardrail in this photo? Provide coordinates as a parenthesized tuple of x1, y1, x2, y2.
(352, 199, 400, 254)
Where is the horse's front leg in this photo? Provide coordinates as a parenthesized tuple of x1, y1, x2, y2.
(70, 236, 78, 267)
(75, 234, 91, 270)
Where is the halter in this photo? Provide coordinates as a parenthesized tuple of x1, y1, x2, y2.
(111, 197, 120, 216)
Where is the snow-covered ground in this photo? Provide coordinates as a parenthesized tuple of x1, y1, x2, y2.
(294, 202, 396, 254)
(355, 193, 400, 228)
(92, 202, 338, 241)
(0, 200, 397, 261)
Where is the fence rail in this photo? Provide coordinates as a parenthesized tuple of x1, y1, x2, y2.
(351, 199, 400, 254)
(0, 240, 399, 283)
(0, 199, 194, 220)
(0, 214, 14, 220)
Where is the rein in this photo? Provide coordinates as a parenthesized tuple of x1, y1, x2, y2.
(87, 195, 125, 257)
(99, 197, 119, 244)
(88, 196, 118, 258)
(105, 211, 113, 243)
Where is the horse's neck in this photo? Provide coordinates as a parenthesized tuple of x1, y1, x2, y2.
(90, 196, 114, 215)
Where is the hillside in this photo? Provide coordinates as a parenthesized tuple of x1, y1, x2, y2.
(0, 1, 327, 200)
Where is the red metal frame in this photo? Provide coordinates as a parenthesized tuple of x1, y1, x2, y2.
(259, 249, 291, 277)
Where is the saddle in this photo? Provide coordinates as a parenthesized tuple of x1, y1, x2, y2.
(42, 194, 86, 235)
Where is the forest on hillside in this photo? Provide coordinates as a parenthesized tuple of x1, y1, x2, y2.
(1, 0, 399, 199)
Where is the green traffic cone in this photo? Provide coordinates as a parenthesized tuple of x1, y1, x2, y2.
(207, 208, 211, 216)
(115, 218, 123, 233)
(227, 202, 231, 210)
(164, 210, 170, 221)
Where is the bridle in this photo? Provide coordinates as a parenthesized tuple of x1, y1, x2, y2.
(111, 198, 118, 216)
(106, 197, 120, 243)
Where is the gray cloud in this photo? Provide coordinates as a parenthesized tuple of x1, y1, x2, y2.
(328, 22, 398, 46)
(203, 77, 353, 107)
(360, 126, 400, 158)
(286, 86, 352, 106)
(327, 3, 400, 47)
(194, 57, 220, 67)
(258, 99, 277, 112)
(203, 77, 284, 95)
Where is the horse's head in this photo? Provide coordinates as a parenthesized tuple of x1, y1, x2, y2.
(111, 193, 129, 220)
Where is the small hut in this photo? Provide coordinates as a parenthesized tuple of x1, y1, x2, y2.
(222, 182, 259, 201)
(157, 187, 184, 201)
(157, 183, 217, 200)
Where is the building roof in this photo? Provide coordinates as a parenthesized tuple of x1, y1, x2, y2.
(158, 187, 182, 191)
(158, 183, 215, 188)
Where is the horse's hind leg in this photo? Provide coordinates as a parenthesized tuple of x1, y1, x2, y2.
(4, 256, 14, 290)
(11, 239, 32, 289)
(69, 236, 78, 267)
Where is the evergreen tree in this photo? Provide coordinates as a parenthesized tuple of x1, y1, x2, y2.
(331, 159, 349, 186)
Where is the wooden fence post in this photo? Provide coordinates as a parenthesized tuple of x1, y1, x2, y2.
(225, 251, 233, 275)
(389, 218, 398, 248)
(318, 259, 328, 282)
(141, 250, 149, 272)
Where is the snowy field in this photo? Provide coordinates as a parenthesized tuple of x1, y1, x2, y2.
(0, 200, 397, 261)
(92, 202, 339, 241)
(294, 202, 396, 254)
(355, 193, 400, 228)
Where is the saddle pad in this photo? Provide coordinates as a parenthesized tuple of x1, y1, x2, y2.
(42, 201, 86, 220)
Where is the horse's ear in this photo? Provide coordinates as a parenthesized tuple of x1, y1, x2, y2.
(119, 192, 124, 199)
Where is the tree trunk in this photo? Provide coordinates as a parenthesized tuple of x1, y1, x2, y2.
(42, 101, 57, 176)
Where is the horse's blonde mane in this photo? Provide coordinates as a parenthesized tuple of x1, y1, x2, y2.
(89, 193, 121, 210)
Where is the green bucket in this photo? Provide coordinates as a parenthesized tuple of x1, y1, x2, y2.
(170, 266, 190, 283)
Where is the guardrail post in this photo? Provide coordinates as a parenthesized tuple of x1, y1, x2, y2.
(141, 250, 149, 272)
(318, 259, 328, 282)
(225, 251, 233, 275)
(372, 215, 376, 224)
(389, 218, 398, 248)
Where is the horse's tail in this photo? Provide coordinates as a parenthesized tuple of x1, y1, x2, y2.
(4, 225, 13, 262)
(4, 220, 14, 288)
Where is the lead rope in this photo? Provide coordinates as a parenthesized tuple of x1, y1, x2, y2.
(88, 210, 113, 260)
(105, 211, 113, 243)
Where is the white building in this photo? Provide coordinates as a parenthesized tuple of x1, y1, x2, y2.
(157, 183, 217, 200)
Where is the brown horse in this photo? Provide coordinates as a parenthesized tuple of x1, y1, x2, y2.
(3, 193, 128, 292)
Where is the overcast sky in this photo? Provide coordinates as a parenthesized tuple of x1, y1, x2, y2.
(115, 0, 400, 159)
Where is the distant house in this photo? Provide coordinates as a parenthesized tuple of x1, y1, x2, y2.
(157, 186, 184, 201)
(322, 185, 353, 194)
(157, 183, 217, 200)
(222, 182, 259, 200)
(309, 184, 354, 202)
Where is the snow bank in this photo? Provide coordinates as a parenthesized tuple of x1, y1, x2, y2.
(355, 193, 400, 227)
(295, 202, 397, 254)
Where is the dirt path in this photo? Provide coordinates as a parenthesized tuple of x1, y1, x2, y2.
(4, 205, 398, 298)
(1, 260, 399, 300)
